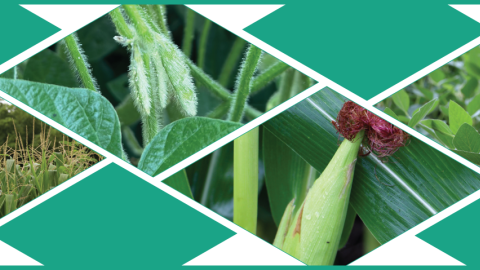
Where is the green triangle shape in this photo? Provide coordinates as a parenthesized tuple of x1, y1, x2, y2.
(0, 162, 235, 269)
(0, 4, 60, 65)
(417, 196, 480, 267)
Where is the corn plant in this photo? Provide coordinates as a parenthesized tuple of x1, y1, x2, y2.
(377, 46, 480, 165)
(0, 121, 102, 218)
(0, 5, 305, 198)
(175, 87, 480, 265)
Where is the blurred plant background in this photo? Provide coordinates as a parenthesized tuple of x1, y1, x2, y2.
(377, 46, 480, 165)
(0, 102, 102, 219)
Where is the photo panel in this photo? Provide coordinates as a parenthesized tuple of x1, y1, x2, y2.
(165, 87, 480, 265)
(0, 5, 314, 173)
(0, 98, 102, 220)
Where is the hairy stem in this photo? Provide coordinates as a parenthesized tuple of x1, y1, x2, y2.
(218, 37, 246, 86)
(197, 19, 212, 70)
(182, 7, 195, 57)
(228, 45, 262, 122)
(63, 33, 98, 92)
(251, 61, 290, 95)
(187, 59, 231, 100)
(233, 127, 259, 234)
(110, 7, 134, 39)
(123, 5, 154, 43)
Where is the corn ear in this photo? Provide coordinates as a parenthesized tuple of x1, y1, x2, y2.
(280, 130, 364, 265)
(273, 199, 294, 250)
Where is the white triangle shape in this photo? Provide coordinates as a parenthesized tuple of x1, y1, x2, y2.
(0, 240, 42, 266)
(186, 5, 283, 32)
(350, 235, 463, 266)
(20, 5, 119, 31)
(450, 5, 480, 24)
(185, 232, 304, 266)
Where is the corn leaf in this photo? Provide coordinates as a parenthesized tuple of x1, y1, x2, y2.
(264, 87, 480, 244)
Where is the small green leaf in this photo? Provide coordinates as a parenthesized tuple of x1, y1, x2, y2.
(467, 95, 480, 115)
(383, 107, 398, 119)
(391, 90, 410, 115)
(435, 131, 455, 149)
(452, 150, 480, 165)
(408, 99, 438, 128)
(453, 123, 480, 153)
(138, 117, 242, 176)
(397, 116, 410, 124)
(421, 119, 453, 135)
(461, 78, 478, 99)
(449, 100, 472, 134)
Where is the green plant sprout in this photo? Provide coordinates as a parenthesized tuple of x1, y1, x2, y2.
(0, 119, 101, 218)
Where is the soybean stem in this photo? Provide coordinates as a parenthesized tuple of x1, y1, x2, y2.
(228, 45, 262, 122)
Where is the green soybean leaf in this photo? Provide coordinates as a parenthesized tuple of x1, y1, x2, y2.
(391, 89, 410, 115)
(383, 107, 398, 119)
(435, 131, 455, 149)
(264, 88, 480, 244)
(467, 95, 480, 116)
(138, 117, 242, 176)
(23, 49, 77, 87)
(408, 99, 438, 128)
(461, 78, 478, 99)
(0, 78, 124, 158)
(263, 128, 315, 225)
(453, 123, 480, 153)
(449, 100, 473, 134)
(452, 150, 480, 165)
(421, 119, 453, 135)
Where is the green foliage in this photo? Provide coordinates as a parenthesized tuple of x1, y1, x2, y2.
(0, 103, 64, 149)
(377, 46, 480, 165)
(266, 88, 480, 245)
(0, 121, 102, 219)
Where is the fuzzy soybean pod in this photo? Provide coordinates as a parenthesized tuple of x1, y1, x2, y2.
(153, 32, 197, 117)
(129, 45, 152, 122)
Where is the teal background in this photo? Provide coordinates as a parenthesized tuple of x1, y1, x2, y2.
(3, 1, 480, 99)
(1, 1, 480, 267)
(0, 162, 475, 268)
